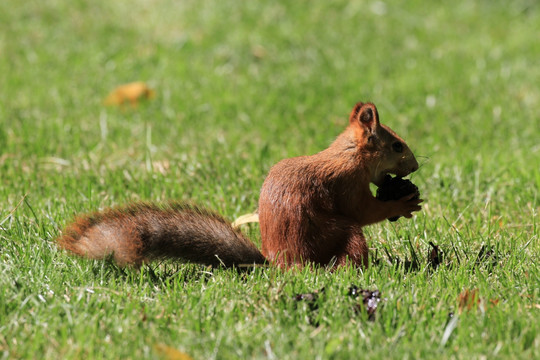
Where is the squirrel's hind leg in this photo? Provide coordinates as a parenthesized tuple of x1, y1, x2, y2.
(334, 225, 368, 267)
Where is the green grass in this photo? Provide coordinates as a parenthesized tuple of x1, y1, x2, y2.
(1, 0, 539, 358)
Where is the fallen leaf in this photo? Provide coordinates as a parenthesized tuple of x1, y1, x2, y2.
(457, 289, 501, 313)
(251, 45, 267, 59)
(154, 344, 193, 360)
(458, 289, 480, 313)
(104, 81, 155, 107)
(231, 213, 259, 228)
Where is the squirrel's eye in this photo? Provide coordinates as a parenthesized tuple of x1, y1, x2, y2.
(392, 142, 404, 153)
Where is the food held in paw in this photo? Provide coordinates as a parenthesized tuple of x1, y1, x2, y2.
(376, 175, 420, 221)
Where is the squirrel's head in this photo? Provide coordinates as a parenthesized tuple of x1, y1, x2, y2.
(349, 102, 419, 186)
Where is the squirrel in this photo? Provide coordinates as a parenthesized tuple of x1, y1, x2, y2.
(57, 102, 422, 268)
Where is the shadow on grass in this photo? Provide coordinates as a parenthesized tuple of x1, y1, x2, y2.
(373, 241, 503, 273)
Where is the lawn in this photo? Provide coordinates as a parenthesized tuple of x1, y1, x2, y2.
(1, 0, 539, 358)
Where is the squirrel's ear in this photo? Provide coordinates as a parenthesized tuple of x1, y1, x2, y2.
(350, 102, 379, 132)
(349, 102, 365, 123)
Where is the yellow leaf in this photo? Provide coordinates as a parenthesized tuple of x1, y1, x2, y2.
(232, 213, 259, 228)
(104, 81, 155, 107)
(154, 344, 194, 360)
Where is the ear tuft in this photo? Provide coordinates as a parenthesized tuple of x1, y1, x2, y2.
(349, 102, 365, 123)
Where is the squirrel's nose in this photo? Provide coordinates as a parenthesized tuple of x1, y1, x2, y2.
(410, 159, 419, 173)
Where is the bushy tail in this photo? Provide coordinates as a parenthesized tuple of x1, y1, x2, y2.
(57, 202, 266, 267)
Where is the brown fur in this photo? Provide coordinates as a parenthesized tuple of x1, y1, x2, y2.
(258, 102, 421, 266)
(57, 102, 422, 268)
(58, 202, 266, 267)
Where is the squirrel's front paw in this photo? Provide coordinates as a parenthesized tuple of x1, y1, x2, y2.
(392, 194, 423, 219)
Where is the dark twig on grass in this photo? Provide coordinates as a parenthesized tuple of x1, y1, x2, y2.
(428, 241, 443, 269)
(474, 244, 499, 270)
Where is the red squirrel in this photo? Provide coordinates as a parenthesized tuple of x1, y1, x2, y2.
(57, 102, 422, 268)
